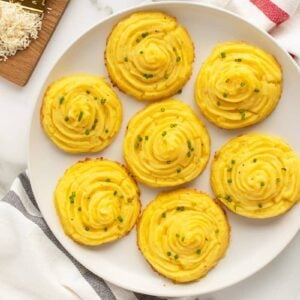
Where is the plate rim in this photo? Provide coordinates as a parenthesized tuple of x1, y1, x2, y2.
(28, 1, 300, 297)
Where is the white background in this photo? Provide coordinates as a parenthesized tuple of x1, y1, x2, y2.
(0, 1, 299, 299)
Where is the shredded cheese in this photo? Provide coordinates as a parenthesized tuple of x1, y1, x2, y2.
(0, 1, 43, 61)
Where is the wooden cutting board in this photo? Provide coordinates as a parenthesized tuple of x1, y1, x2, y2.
(0, 0, 70, 86)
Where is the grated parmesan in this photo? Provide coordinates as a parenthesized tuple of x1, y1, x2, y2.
(0, 1, 43, 61)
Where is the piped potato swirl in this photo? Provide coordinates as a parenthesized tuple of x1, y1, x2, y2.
(195, 42, 282, 129)
(211, 134, 300, 218)
(105, 11, 194, 101)
(55, 158, 141, 246)
(137, 188, 230, 283)
(41, 74, 122, 153)
(123, 99, 210, 187)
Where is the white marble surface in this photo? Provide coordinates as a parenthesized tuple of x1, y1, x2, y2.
(0, 0, 299, 299)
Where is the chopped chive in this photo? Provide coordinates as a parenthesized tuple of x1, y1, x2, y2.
(85, 129, 90, 135)
(225, 78, 230, 83)
(105, 129, 109, 133)
(260, 181, 265, 187)
(140, 50, 144, 54)
(69, 192, 76, 203)
(143, 73, 153, 79)
(187, 140, 192, 149)
(254, 88, 260, 93)
(170, 123, 177, 128)
(117, 216, 123, 223)
(217, 101, 221, 106)
(253, 158, 257, 163)
(59, 96, 65, 105)
(164, 73, 169, 79)
(167, 251, 171, 256)
(94, 96, 98, 100)
(227, 179, 232, 184)
(85, 227, 90, 231)
(104, 227, 108, 232)
(124, 57, 128, 62)
(177, 89, 182, 94)
(223, 92, 228, 98)
(162, 131, 167, 137)
(141, 32, 149, 38)
(258, 203, 263, 208)
(134, 142, 139, 149)
(225, 195, 232, 202)
(113, 191, 117, 196)
(231, 160, 236, 164)
(161, 212, 166, 218)
(86, 90, 90, 94)
(281, 167, 287, 171)
(240, 82, 246, 87)
(78, 207, 82, 212)
(136, 38, 141, 43)
(166, 160, 171, 164)
(187, 152, 191, 158)
(227, 167, 232, 172)
(196, 249, 201, 255)
(235, 58, 242, 62)
(78, 111, 83, 122)
(106, 178, 111, 182)
(92, 119, 98, 130)
(176, 168, 181, 173)
(276, 178, 280, 183)
(161, 107, 165, 112)
(220, 52, 226, 58)
(64, 117, 69, 122)
(239, 109, 246, 120)
(100, 98, 106, 105)
(181, 236, 185, 242)
(145, 135, 149, 141)
(176, 56, 181, 62)
(215, 229, 219, 234)
(176, 206, 184, 211)
(174, 254, 179, 260)
(137, 135, 143, 142)
(176, 233, 180, 238)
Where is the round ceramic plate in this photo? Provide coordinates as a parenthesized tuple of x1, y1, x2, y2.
(28, 2, 300, 297)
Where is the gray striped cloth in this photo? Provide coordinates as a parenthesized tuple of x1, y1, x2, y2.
(1, 172, 169, 300)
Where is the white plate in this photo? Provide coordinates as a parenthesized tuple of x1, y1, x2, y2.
(28, 2, 300, 297)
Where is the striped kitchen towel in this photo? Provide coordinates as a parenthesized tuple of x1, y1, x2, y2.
(0, 172, 166, 300)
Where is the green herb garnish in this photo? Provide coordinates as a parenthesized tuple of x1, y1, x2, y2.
(78, 111, 83, 122)
(196, 249, 201, 255)
(254, 88, 260, 93)
(221, 52, 226, 58)
(176, 168, 181, 173)
(176, 56, 181, 62)
(143, 73, 153, 79)
(117, 216, 123, 223)
(235, 58, 242, 62)
(59, 96, 64, 105)
(141, 32, 149, 38)
(100, 98, 106, 105)
(162, 131, 167, 137)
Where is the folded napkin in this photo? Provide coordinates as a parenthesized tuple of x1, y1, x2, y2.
(1, 1, 300, 300)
